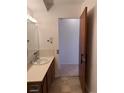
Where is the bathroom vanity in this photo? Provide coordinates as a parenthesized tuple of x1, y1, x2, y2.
(27, 15, 55, 93)
(27, 57, 55, 93)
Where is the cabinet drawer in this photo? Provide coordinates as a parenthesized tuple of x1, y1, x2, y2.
(27, 82, 42, 93)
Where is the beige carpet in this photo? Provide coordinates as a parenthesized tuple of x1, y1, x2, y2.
(49, 77, 82, 93)
(60, 64, 79, 77)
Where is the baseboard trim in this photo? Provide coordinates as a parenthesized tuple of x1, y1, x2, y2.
(85, 84, 96, 93)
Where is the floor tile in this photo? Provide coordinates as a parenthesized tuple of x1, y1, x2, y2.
(49, 77, 82, 93)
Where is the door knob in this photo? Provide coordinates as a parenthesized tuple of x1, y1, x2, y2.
(82, 57, 86, 62)
(81, 54, 86, 64)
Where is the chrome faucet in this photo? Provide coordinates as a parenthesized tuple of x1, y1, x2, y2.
(32, 51, 39, 63)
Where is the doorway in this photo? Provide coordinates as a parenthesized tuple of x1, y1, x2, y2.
(58, 18, 80, 77)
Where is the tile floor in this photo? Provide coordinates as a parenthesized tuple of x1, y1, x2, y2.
(49, 77, 82, 93)
(60, 64, 79, 77)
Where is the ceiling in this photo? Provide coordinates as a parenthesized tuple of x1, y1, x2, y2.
(43, 0, 85, 11)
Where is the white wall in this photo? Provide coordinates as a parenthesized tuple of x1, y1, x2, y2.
(59, 19, 79, 64)
(27, 0, 52, 49)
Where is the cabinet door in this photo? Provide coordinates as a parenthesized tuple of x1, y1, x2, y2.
(46, 59, 55, 92)
(42, 76, 47, 93)
(51, 59, 55, 83)
(47, 66, 52, 91)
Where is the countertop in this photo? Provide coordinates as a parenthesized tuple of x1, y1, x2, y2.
(27, 56, 54, 82)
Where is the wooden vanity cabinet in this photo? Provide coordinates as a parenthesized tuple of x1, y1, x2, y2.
(46, 59, 55, 91)
(27, 58, 55, 93)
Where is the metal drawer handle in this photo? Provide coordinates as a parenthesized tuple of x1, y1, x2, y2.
(29, 89, 40, 92)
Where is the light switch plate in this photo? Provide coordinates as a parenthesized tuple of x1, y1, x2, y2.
(56, 50, 59, 54)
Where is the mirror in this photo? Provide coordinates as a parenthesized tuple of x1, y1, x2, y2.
(27, 16, 39, 64)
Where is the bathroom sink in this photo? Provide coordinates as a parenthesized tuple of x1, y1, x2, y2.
(32, 57, 51, 65)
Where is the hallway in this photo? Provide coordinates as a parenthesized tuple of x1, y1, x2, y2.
(49, 77, 82, 93)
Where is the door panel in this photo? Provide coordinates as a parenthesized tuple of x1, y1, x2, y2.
(59, 19, 80, 65)
(79, 7, 87, 93)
